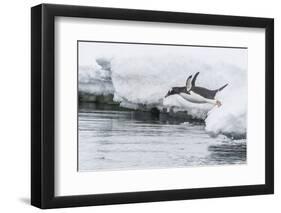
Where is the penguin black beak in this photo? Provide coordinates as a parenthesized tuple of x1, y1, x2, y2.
(165, 90, 171, 98)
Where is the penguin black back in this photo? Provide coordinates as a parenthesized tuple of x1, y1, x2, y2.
(190, 72, 228, 99)
(191, 86, 218, 99)
(165, 72, 228, 99)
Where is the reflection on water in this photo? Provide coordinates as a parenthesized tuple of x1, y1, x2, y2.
(78, 103, 246, 171)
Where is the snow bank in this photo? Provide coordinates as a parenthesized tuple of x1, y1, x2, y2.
(79, 58, 114, 95)
(78, 43, 247, 137)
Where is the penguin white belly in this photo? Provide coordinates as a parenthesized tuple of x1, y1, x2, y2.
(179, 91, 216, 105)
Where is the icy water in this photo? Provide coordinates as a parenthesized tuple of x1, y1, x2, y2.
(78, 103, 246, 171)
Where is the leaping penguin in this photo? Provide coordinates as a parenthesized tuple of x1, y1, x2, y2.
(165, 72, 228, 107)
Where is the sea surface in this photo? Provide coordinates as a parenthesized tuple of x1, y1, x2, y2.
(78, 103, 246, 172)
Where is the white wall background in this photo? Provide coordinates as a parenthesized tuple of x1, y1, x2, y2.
(0, 0, 279, 212)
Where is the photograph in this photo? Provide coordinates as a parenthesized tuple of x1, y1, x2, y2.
(78, 41, 248, 172)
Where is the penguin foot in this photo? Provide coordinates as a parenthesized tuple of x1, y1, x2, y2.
(216, 100, 222, 107)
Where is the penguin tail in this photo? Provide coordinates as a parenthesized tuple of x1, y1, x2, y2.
(217, 83, 228, 92)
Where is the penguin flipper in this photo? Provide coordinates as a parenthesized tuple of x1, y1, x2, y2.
(191, 72, 200, 87)
(186, 75, 193, 91)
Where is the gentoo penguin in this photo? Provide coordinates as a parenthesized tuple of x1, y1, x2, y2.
(165, 72, 228, 107)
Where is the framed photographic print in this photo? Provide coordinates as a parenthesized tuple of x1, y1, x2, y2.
(31, 3, 274, 209)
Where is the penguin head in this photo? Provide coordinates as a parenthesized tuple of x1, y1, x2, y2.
(165, 88, 177, 98)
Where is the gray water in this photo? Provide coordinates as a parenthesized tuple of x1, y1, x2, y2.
(78, 103, 246, 172)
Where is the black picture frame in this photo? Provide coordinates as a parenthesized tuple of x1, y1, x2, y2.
(31, 3, 274, 209)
